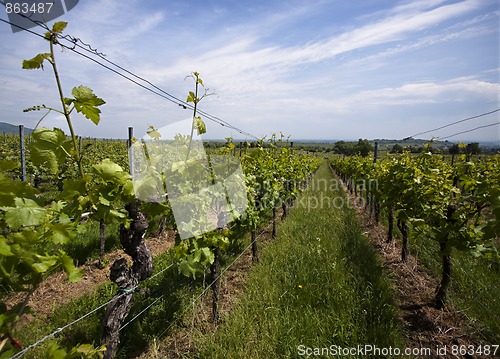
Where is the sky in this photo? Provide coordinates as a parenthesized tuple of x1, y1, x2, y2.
(0, 0, 499, 142)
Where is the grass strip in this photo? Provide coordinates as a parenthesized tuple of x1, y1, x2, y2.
(196, 161, 404, 358)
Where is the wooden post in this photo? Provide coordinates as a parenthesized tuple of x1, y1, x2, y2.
(397, 218, 409, 262)
(98, 220, 106, 269)
(19, 125, 26, 182)
(251, 230, 258, 263)
(128, 127, 134, 176)
(211, 248, 220, 323)
(272, 206, 277, 239)
(370, 142, 378, 220)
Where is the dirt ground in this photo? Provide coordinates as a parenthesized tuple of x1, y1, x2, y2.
(140, 185, 490, 358)
(344, 189, 487, 358)
(6, 177, 491, 358)
(5, 230, 174, 321)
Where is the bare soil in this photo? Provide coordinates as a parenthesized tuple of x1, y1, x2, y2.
(345, 190, 487, 358)
(138, 185, 490, 358)
(136, 223, 275, 359)
(5, 230, 174, 321)
(7, 174, 491, 358)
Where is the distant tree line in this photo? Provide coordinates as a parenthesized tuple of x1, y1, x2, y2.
(202, 139, 498, 156)
(390, 142, 490, 155)
(332, 139, 373, 157)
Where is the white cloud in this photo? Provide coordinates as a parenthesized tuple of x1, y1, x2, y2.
(0, 0, 497, 141)
(139, 0, 484, 92)
(316, 78, 500, 112)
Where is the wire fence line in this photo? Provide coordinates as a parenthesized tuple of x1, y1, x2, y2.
(7, 218, 272, 357)
(440, 121, 499, 140)
(0, 15, 260, 141)
(8, 262, 175, 359)
(157, 224, 270, 339)
(408, 108, 500, 139)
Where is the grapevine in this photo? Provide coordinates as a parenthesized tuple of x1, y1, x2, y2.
(331, 152, 500, 308)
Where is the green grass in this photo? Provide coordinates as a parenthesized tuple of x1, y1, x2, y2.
(13, 250, 204, 358)
(373, 196, 499, 343)
(12, 161, 405, 358)
(196, 161, 404, 358)
(12, 226, 253, 358)
(62, 221, 121, 265)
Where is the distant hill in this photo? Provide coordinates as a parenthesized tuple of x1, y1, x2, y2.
(0, 122, 34, 134)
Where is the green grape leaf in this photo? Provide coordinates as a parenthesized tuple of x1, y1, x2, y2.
(52, 21, 67, 34)
(178, 259, 197, 279)
(67, 86, 106, 125)
(0, 236, 12, 256)
(71, 344, 106, 357)
(0, 160, 19, 172)
(200, 247, 214, 264)
(0, 349, 15, 359)
(109, 209, 127, 219)
(22, 53, 51, 70)
(3, 198, 46, 229)
(32, 254, 58, 273)
(98, 194, 111, 207)
(194, 116, 206, 135)
(9, 229, 39, 245)
(186, 91, 196, 103)
(132, 175, 163, 201)
(45, 343, 68, 359)
(49, 222, 77, 245)
(29, 128, 72, 174)
(59, 252, 82, 282)
(92, 159, 129, 184)
(44, 31, 53, 41)
(147, 126, 161, 140)
(122, 180, 136, 198)
(61, 175, 91, 198)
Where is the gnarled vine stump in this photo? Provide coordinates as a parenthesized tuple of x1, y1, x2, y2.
(102, 202, 153, 359)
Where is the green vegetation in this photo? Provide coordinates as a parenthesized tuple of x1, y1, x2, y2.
(1, 17, 497, 359)
(410, 238, 500, 343)
(62, 221, 121, 265)
(196, 162, 403, 358)
(331, 152, 500, 342)
(1, 21, 321, 357)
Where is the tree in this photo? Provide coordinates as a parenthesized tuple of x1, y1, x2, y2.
(448, 144, 461, 155)
(465, 142, 481, 155)
(355, 139, 373, 157)
(390, 144, 404, 154)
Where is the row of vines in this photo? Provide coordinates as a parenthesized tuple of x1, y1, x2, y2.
(0, 22, 321, 358)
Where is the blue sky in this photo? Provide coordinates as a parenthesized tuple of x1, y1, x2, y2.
(0, 0, 499, 142)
